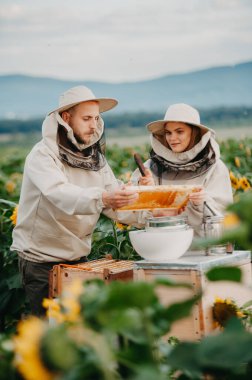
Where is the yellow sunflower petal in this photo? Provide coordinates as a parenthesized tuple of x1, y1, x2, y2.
(5, 180, 16, 193)
(238, 177, 251, 191)
(14, 317, 54, 380)
(234, 157, 241, 168)
(223, 213, 240, 229)
(10, 206, 18, 226)
(245, 146, 251, 157)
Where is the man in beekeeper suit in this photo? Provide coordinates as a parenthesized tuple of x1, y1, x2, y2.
(11, 86, 141, 316)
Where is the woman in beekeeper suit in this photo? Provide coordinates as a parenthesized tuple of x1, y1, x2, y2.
(131, 103, 233, 235)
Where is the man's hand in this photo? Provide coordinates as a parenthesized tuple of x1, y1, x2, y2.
(138, 168, 155, 186)
(102, 187, 139, 209)
(189, 188, 205, 207)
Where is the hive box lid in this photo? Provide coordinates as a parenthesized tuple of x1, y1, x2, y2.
(134, 250, 251, 271)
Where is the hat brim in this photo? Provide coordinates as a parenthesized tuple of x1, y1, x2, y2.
(49, 98, 118, 115)
(147, 119, 209, 135)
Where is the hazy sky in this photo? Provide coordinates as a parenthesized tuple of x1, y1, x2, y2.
(1, 0, 252, 82)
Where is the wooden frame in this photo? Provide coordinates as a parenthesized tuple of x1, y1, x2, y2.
(134, 251, 252, 340)
(49, 258, 134, 298)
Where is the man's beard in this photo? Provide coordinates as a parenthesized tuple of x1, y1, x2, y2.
(75, 134, 85, 144)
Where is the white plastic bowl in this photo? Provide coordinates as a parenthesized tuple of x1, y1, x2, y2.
(129, 228, 193, 261)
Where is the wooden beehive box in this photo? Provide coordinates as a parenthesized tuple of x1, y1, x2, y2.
(134, 250, 252, 341)
(49, 258, 134, 298)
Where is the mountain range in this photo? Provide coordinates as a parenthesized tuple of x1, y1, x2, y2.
(0, 61, 251, 119)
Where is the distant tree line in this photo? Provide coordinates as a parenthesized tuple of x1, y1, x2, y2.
(0, 107, 252, 134)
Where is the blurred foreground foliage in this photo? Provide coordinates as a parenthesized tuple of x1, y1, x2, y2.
(0, 267, 251, 380)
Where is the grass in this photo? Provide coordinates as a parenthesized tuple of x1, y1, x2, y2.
(0, 125, 252, 151)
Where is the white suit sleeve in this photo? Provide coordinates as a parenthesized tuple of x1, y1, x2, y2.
(186, 160, 233, 232)
(203, 160, 233, 215)
(26, 148, 109, 216)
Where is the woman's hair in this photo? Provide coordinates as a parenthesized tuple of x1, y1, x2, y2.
(185, 124, 202, 150)
(154, 123, 202, 152)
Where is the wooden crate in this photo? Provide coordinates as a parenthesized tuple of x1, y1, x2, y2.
(134, 251, 252, 341)
(49, 258, 134, 298)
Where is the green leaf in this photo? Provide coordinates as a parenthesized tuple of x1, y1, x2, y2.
(1, 288, 27, 315)
(167, 319, 252, 377)
(0, 199, 17, 208)
(166, 342, 202, 376)
(193, 224, 249, 251)
(0, 285, 12, 313)
(41, 326, 81, 372)
(6, 273, 22, 290)
(128, 365, 163, 380)
(228, 192, 252, 223)
(155, 277, 192, 289)
(106, 281, 158, 310)
(163, 294, 201, 323)
(198, 319, 252, 370)
(206, 266, 242, 282)
(100, 309, 148, 344)
(80, 281, 160, 335)
(242, 300, 252, 308)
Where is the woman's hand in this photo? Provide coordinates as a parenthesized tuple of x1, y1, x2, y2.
(189, 188, 205, 207)
(138, 168, 155, 186)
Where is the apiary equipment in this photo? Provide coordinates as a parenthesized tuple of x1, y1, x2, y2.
(49, 258, 134, 298)
(129, 215, 193, 261)
(134, 250, 251, 341)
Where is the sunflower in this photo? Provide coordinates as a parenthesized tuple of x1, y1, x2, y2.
(234, 157, 241, 168)
(121, 160, 128, 168)
(223, 213, 240, 229)
(42, 299, 65, 324)
(61, 298, 81, 323)
(14, 317, 55, 380)
(10, 205, 18, 226)
(43, 280, 83, 324)
(229, 171, 240, 190)
(212, 297, 244, 328)
(238, 177, 251, 191)
(246, 146, 251, 157)
(115, 222, 131, 231)
(5, 180, 16, 193)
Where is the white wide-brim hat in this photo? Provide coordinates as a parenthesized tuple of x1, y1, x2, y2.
(147, 103, 209, 135)
(49, 85, 118, 114)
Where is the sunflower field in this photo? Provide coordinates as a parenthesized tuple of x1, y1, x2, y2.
(0, 137, 252, 379)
